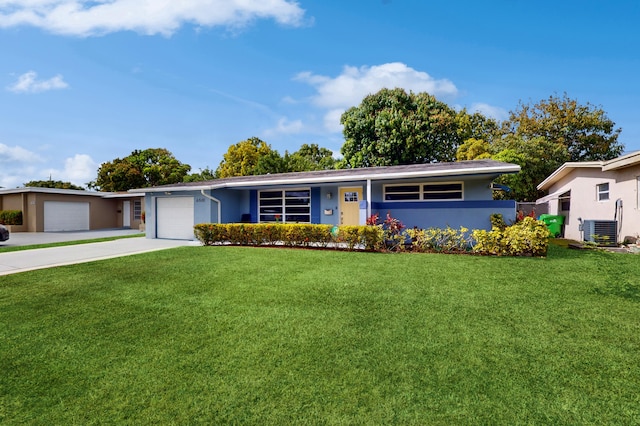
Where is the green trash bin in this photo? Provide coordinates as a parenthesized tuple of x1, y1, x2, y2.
(539, 214, 565, 237)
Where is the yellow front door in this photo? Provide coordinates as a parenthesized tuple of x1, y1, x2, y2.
(339, 187, 363, 225)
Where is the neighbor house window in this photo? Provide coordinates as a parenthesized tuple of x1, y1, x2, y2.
(133, 200, 142, 220)
(384, 182, 463, 201)
(597, 183, 610, 201)
(259, 188, 311, 223)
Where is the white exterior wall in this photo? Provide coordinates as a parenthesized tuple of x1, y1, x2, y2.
(544, 167, 640, 242)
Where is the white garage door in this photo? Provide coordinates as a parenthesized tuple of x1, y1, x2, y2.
(156, 197, 195, 240)
(44, 201, 90, 232)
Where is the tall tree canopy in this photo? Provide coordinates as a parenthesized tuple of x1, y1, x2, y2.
(286, 143, 337, 172)
(24, 180, 85, 190)
(340, 88, 462, 167)
(216, 139, 337, 177)
(500, 93, 623, 162)
(492, 135, 569, 202)
(183, 167, 216, 183)
(90, 148, 191, 192)
(216, 137, 281, 178)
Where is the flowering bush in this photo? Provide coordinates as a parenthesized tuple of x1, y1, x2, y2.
(193, 214, 549, 257)
(472, 217, 549, 256)
(407, 226, 472, 253)
(366, 212, 406, 251)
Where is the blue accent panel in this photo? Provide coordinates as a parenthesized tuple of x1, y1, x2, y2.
(370, 200, 516, 231)
(250, 190, 258, 223)
(372, 200, 515, 210)
(311, 187, 321, 224)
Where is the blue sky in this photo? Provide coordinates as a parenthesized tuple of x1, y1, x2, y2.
(1, 0, 639, 188)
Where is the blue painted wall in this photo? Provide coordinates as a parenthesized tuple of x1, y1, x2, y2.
(371, 200, 516, 230)
(147, 175, 514, 239)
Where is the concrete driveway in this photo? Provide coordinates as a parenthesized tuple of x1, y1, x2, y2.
(0, 229, 146, 247)
(0, 229, 199, 276)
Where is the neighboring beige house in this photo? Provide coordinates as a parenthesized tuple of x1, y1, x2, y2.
(536, 151, 640, 244)
(0, 187, 144, 232)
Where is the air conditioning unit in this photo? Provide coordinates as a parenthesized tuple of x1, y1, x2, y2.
(582, 220, 617, 246)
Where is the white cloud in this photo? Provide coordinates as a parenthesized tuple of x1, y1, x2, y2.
(295, 62, 459, 133)
(469, 102, 508, 121)
(7, 71, 69, 93)
(44, 154, 97, 186)
(263, 117, 304, 137)
(0, 147, 96, 188)
(0, 142, 44, 162)
(0, 0, 307, 36)
(0, 143, 45, 188)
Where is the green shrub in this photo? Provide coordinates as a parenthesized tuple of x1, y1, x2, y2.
(193, 223, 382, 251)
(194, 217, 548, 257)
(490, 213, 506, 230)
(0, 210, 23, 225)
(472, 217, 549, 257)
(407, 226, 472, 253)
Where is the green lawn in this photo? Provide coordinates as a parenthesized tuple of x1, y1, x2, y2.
(1, 245, 639, 424)
(0, 233, 144, 253)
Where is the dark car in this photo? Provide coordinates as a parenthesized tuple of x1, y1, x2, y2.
(0, 224, 9, 242)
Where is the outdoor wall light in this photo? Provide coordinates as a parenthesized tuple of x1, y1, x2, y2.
(165, 191, 172, 195)
(326, 192, 333, 199)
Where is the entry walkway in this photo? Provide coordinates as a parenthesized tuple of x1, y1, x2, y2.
(0, 238, 198, 276)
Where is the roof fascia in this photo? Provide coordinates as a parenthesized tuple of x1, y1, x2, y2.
(134, 164, 521, 193)
(602, 151, 640, 171)
(537, 162, 602, 191)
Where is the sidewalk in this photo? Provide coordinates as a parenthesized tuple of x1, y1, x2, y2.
(0, 238, 198, 276)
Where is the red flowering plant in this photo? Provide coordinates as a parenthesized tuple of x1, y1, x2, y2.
(367, 212, 406, 251)
(366, 213, 380, 226)
(516, 210, 536, 222)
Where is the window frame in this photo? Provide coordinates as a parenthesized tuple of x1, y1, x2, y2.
(383, 181, 464, 202)
(596, 182, 610, 202)
(133, 200, 142, 220)
(258, 188, 311, 223)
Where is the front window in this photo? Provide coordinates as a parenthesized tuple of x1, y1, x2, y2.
(133, 200, 142, 220)
(259, 189, 311, 223)
(597, 183, 609, 201)
(343, 191, 359, 202)
(384, 182, 463, 201)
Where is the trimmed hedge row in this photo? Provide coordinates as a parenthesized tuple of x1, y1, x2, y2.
(0, 210, 23, 225)
(194, 217, 549, 257)
(194, 223, 385, 251)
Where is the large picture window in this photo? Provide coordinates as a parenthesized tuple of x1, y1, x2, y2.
(259, 189, 311, 223)
(384, 182, 463, 201)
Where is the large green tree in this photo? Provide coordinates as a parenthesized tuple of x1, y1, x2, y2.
(286, 143, 337, 172)
(24, 180, 85, 190)
(492, 136, 569, 201)
(500, 93, 623, 161)
(340, 88, 462, 167)
(90, 148, 191, 192)
(216, 137, 282, 178)
(183, 167, 216, 183)
(455, 109, 499, 143)
(216, 139, 337, 177)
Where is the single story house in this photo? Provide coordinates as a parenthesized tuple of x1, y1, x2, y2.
(0, 187, 144, 232)
(131, 160, 520, 240)
(536, 151, 640, 244)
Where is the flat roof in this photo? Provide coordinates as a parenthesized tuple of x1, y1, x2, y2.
(0, 187, 142, 198)
(131, 160, 521, 193)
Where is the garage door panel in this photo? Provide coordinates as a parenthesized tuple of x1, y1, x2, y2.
(44, 202, 90, 232)
(156, 197, 195, 240)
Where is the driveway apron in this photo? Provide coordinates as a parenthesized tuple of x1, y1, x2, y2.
(0, 238, 197, 276)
